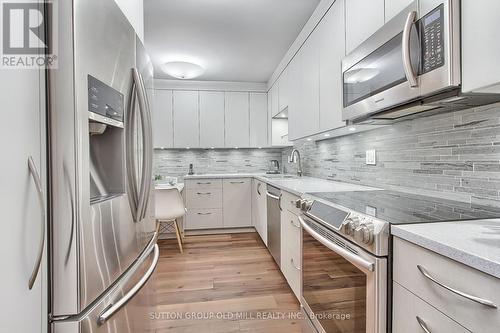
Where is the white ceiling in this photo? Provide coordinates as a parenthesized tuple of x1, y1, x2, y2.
(144, 0, 321, 82)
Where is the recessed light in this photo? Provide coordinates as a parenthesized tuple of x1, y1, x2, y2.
(307, 138, 312, 141)
(348, 126, 357, 131)
(162, 61, 204, 79)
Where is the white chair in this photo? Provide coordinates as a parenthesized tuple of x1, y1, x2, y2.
(155, 188, 186, 253)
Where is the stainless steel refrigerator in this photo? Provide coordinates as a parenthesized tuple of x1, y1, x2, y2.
(48, 0, 157, 331)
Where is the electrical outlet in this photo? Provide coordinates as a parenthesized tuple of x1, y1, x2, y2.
(366, 149, 376, 165)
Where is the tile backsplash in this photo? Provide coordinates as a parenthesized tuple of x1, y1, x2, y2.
(283, 103, 500, 207)
(154, 148, 282, 181)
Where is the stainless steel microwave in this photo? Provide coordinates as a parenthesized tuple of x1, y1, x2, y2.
(341, 0, 470, 123)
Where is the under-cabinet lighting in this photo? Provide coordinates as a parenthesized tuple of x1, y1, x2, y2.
(324, 133, 331, 137)
(348, 126, 357, 131)
(307, 138, 312, 141)
(186, 147, 190, 149)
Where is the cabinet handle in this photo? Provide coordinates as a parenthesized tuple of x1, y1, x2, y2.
(257, 183, 261, 195)
(197, 212, 212, 215)
(290, 220, 301, 228)
(416, 316, 431, 333)
(28, 156, 45, 290)
(197, 182, 211, 185)
(230, 181, 244, 184)
(291, 258, 301, 271)
(196, 192, 212, 195)
(417, 265, 498, 308)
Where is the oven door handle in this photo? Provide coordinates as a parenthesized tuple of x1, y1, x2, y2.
(299, 216, 375, 272)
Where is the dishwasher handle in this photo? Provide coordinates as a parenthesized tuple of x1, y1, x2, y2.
(266, 191, 282, 211)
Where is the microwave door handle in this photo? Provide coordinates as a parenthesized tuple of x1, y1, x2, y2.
(299, 216, 375, 272)
(126, 75, 139, 221)
(402, 10, 418, 88)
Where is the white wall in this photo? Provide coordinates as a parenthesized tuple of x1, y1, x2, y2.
(113, 0, 144, 41)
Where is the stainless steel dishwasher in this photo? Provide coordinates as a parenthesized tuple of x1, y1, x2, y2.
(266, 185, 282, 267)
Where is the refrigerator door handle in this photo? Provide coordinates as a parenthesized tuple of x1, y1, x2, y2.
(137, 72, 153, 220)
(28, 156, 45, 290)
(98, 242, 159, 325)
(126, 70, 141, 221)
(131, 68, 151, 222)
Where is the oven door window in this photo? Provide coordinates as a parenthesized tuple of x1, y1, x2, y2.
(343, 28, 420, 108)
(303, 231, 367, 332)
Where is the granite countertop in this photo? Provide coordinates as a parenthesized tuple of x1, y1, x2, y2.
(392, 220, 500, 279)
(183, 173, 379, 196)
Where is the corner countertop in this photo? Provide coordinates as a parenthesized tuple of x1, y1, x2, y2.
(183, 173, 379, 196)
(392, 220, 500, 279)
(155, 183, 184, 192)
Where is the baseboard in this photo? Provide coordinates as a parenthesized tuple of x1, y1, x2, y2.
(185, 227, 257, 236)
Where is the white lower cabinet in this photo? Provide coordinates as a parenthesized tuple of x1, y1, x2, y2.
(186, 209, 223, 229)
(185, 178, 223, 229)
(223, 178, 252, 227)
(393, 282, 470, 333)
(252, 179, 267, 245)
(280, 191, 301, 300)
(393, 237, 500, 332)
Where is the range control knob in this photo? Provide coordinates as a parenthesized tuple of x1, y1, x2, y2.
(295, 199, 303, 209)
(354, 224, 374, 245)
(343, 216, 360, 236)
(301, 200, 313, 212)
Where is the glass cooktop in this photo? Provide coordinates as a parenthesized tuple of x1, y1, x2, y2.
(309, 190, 500, 225)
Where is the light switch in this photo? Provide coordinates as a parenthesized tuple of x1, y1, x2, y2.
(366, 149, 376, 165)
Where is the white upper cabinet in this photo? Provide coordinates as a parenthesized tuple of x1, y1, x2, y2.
(249, 92, 268, 148)
(199, 91, 225, 148)
(225, 92, 250, 148)
(287, 51, 302, 141)
(270, 83, 280, 117)
(173, 90, 199, 148)
(318, 0, 346, 131)
(462, 1, 500, 94)
(278, 66, 290, 113)
(298, 29, 321, 138)
(345, 0, 385, 54)
(385, 0, 413, 22)
(152, 89, 173, 148)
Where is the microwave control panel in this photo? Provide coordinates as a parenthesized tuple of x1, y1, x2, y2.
(421, 5, 444, 74)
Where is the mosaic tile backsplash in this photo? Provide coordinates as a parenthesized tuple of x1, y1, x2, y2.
(154, 148, 283, 181)
(282, 102, 500, 207)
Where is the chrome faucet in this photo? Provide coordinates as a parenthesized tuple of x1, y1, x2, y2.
(288, 149, 302, 177)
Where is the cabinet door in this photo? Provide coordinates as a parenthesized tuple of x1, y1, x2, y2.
(300, 31, 321, 138)
(278, 66, 289, 112)
(267, 89, 273, 145)
(270, 83, 280, 117)
(223, 179, 252, 227)
(152, 89, 173, 148)
(462, 1, 500, 93)
(385, 0, 413, 22)
(173, 90, 199, 148)
(318, 0, 346, 131)
(252, 180, 267, 245)
(280, 209, 301, 299)
(199, 91, 225, 148)
(345, 0, 385, 54)
(287, 54, 302, 141)
(0, 63, 46, 332)
(249, 92, 268, 148)
(225, 92, 249, 148)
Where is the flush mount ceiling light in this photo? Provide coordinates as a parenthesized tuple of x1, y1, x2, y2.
(162, 61, 204, 79)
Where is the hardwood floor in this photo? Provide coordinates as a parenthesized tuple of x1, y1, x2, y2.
(148, 232, 305, 333)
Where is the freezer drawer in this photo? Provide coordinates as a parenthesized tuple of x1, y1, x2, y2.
(52, 241, 159, 333)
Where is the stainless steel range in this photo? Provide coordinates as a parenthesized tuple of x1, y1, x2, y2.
(296, 190, 500, 333)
